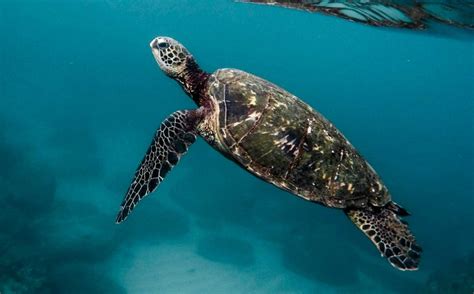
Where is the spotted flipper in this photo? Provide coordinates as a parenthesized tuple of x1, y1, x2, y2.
(116, 110, 200, 223)
(345, 203, 422, 271)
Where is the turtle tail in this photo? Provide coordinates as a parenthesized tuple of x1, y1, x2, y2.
(345, 202, 422, 271)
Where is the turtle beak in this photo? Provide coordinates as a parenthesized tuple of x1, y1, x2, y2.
(150, 39, 160, 64)
(150, 38, 158, 49)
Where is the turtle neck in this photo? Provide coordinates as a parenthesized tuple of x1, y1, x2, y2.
(176, 57, 210, 105)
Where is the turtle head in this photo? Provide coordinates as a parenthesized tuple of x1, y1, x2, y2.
(150, 36, 193, 78)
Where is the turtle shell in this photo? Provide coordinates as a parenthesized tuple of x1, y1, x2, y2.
(205, 69, 390, 209)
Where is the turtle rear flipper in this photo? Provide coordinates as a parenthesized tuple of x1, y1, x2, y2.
(116, 109, 201, 223)
(345, 204, 422, 271)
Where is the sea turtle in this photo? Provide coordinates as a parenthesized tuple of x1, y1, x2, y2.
(115, 36, 422, 271)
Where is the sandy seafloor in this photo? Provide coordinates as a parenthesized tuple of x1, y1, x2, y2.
(1, 0, 473, 293)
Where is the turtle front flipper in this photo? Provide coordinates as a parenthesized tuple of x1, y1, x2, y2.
(116, 109, 201, 223)
(345, 204, 422, 271)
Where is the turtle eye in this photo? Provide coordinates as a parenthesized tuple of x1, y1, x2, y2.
(158, 41, 169, 49)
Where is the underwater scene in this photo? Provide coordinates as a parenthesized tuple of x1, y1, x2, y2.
(1, 0, 473, 293)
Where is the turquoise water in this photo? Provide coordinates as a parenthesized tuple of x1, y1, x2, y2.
(1, 1, 473, 293)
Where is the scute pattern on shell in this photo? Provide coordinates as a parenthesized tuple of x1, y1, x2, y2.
(206, 69, 390, 209)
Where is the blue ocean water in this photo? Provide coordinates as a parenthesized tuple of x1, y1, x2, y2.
(1, 0, 473, 293)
